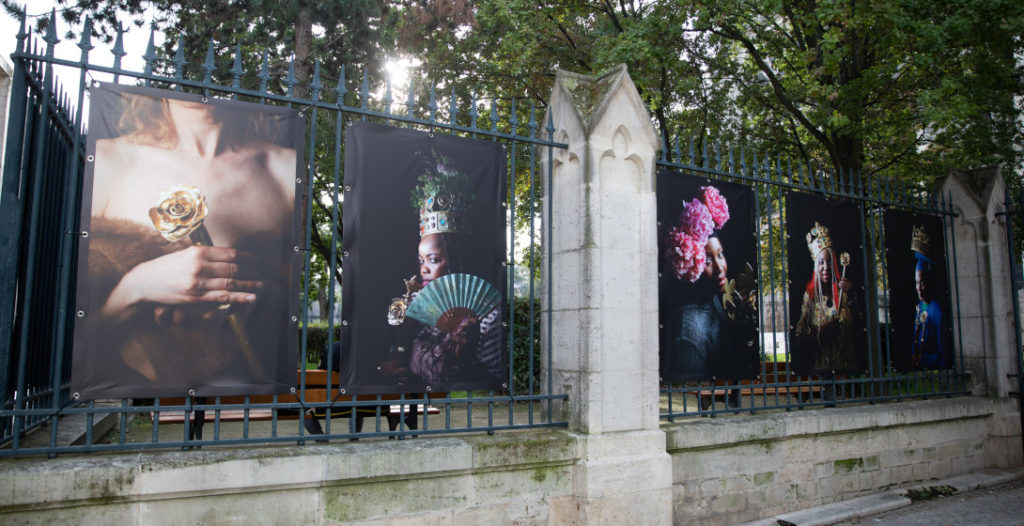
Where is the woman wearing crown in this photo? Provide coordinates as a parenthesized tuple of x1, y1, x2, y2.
(910, 225, 949, 369)
(794, 222, 859, 372)
(384, 157, 504, 388)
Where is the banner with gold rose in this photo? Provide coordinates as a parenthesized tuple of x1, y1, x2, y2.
(71, 84, 305, 399)
(341, 123, 507, 394)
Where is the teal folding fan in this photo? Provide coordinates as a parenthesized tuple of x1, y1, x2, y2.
(406, 273, 501, 333)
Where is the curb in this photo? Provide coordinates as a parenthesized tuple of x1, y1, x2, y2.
(736, 466, 1024, 526)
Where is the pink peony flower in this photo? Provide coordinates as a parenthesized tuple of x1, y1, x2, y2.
(700, 186, 729, 230)
(679, 198, 714, 245)
(666, 227, 707, 282)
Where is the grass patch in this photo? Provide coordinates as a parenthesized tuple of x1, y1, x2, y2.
(904, 485, 956, 501)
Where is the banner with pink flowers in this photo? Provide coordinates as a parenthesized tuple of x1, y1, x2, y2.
(71, 84, 304, 399)
(785, 191, 868, 376)
(658, 170, 760, 382)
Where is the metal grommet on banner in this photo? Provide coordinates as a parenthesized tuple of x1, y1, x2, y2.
(87, 155, 94, 162)
(80, 231, 89, 238)
(296, 178, 302, 184)
(201, 96, 208, 103)
(293, 246, 301, 252)
(72, 392, 80, 400)
(92, 81, 100, 88)
(187, 389, 196, 397)
(339, 388, 346, 394)
(290, 387, 297, 394)
(425, 385, 432, 392)
(501, 383, 508, 389)
(291, 316, 298, 322)
(298, 111, 304, 118)
(428, 132, 434, 138)
(343, 251, 349, 258)
(342, 320, 349, 326)
(345, 186, 352, 192)
(76, 310, 85, 318)
(501, 322, 507, 327)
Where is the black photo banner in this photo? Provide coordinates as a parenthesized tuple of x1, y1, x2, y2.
(658, 171, 760, 382)
(71, 84, 304, 399)
(785, 192, 868, 376)
(883, 210, 954, 371)
(342, 123, 507, 394)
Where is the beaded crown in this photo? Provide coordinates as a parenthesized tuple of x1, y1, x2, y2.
(806, 221, 833, 258)
(411, 152, 471, 238)
(911, 225, 931, 258)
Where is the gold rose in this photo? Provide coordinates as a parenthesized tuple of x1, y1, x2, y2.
(149, 185, 262, 377)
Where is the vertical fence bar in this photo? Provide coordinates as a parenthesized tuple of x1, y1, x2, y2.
(1002, 188, 1024, 457)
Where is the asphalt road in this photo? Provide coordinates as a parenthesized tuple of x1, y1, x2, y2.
(835, 479, 1024, 526)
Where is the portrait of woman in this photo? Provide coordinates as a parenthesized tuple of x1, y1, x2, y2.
(786, 192, 867, 375)
(71, 84, 303, 399)
(658, 172, 760, 383)
(342, 123, 507, 393)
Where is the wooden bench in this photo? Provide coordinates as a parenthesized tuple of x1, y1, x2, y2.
(151, 370, 441, 439)
(696, 362, 828, 410)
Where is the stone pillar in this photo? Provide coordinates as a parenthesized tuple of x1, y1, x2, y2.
(541, 65, 671, 524)
(0, 55, 12, 171)
(940, 166, 1018, 397)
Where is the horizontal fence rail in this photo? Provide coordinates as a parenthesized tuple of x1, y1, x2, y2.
(656, 140, 971, 420)
(0, 14, 567, 457)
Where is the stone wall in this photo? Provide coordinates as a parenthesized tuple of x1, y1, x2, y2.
(0, 432, 578, 525)
(1, 398, 1017, 525)
(665, 397, 1021, 526)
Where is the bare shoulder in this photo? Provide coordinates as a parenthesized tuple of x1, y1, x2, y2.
(91, 137, 137, 215)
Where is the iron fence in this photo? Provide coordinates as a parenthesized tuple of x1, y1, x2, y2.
(0, 13, 567, 457)
(657, 141, 971, 419)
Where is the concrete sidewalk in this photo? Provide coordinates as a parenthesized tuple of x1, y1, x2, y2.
(739, 467, 1024, 526)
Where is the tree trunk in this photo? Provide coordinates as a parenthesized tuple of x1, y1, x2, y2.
(294, 6, 313, 95)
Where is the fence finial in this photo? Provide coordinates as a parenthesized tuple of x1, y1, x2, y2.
(528, 102, 537, 138)
(44, 8, 58, 59)
(15, 7, 27, 54)
(77, 16, 94, 63)
(285, 56, 297, 98)
(359, 68, 369, 112)
(311, 59, 322, 102)
(201, 40, 215, 85)
(142, 24, 157, 82)
(470, 91, 479, 129)
(449, 87, 459, 126)
(490, 97, 499, 134)
(334, 64, 346, 106)
(258, 50, 271, 96)
(406, 77, 417, 123)
(172, 36, 186, 90)
(111, 24, 125, 74)
(510, 98, 519, 136)
(382, 76, 393, 115)
(428, 82, 438, 123)
(230, 44, 244, 93)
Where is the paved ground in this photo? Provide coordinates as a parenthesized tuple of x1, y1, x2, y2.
(740, 468, 1024, 526)
(834, 478, 1024, 526)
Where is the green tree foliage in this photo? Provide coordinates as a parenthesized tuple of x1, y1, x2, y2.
(396, 0, 1023, 185)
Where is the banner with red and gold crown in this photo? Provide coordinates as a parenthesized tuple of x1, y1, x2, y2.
(785, 191, 869, 376)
